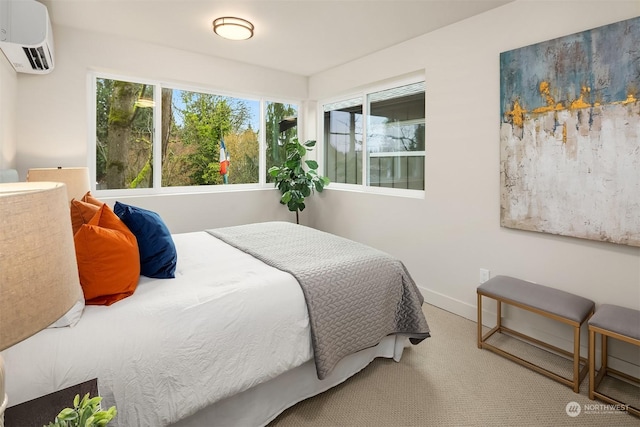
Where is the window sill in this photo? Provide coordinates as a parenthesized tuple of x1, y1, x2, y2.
(325, 183, 425, 199)
(94, 183, 276, 199)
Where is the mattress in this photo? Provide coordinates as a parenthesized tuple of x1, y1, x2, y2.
(3, 231, 314, 426)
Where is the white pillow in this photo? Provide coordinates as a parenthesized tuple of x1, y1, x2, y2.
(48, 296, 85, 328)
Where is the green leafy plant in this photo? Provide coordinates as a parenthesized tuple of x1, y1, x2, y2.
(45, 393, 117, 427)
(268, 138, 330, 224)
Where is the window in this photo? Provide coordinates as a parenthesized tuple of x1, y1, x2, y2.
(265, 101, 298, 183)
(323, 98, 363, 185)
(323, 80, 425, 193)
(95, 78, 155, 189)
(93, 75, 298, 192)
(163, 88, 260, 186)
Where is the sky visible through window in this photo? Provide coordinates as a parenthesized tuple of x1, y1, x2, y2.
(171, 90, 260, 130)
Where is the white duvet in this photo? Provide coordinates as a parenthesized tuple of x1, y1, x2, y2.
(3, 231, 313, 426)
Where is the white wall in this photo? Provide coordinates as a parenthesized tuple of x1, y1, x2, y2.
(0, 51, 17, 171)
(308, 1, 640, 372)
(13, 26, 308, 231)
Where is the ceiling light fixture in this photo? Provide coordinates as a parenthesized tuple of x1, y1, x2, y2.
(213, 17, 254, 41)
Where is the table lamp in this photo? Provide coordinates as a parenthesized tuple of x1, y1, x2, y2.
(27, 167, 91, 202)
(0, 182, 82, 427)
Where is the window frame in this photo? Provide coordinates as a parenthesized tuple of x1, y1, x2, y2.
(319, 75, 426, 199)
(88, 71, 302, 197)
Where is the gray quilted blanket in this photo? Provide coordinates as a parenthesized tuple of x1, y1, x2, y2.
(207, 221, 431, 379)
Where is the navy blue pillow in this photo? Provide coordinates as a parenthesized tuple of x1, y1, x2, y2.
(114, 202, 177, 279)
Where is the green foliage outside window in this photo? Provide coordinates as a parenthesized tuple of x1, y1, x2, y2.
(95, 77, 297, 190)
(265, 102, 297, 182)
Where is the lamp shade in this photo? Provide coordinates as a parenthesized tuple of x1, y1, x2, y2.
(27, 167, 91, 203)
(0, 182, 82, 351)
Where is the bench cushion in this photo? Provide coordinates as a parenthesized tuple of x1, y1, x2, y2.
(588, 304, 640, 341)
(478, 275, 594, 323)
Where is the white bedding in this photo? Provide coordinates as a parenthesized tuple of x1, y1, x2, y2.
(3, 231, 313, 426)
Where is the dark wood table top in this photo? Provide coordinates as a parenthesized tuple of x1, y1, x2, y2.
(5, 378, 98, 427)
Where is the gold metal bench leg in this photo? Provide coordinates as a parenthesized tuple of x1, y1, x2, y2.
(589, 328, 640, 416)
(477, 293, 483, 348)
(589, 328, 596, 400)
(602, 334, 608, 371)
(476, 293, 592, 393)
(573, 325, 580, 392)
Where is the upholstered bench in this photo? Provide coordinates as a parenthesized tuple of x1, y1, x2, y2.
(477, 275, 595, 392)
(588, 304, 640, 416)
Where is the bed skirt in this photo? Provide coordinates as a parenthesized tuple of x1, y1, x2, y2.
(173, 335, 407, 427)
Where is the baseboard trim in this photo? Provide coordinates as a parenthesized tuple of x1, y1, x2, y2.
(419, 286, 478, 322)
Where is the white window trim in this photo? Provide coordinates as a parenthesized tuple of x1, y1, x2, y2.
(319, 73, 426, 199)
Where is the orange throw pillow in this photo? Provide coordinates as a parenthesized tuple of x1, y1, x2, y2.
(70, 191, 106, 235)
(70, 199, 100, 235)
(74, 204, 140, 305)
(82, 191, 104, 208)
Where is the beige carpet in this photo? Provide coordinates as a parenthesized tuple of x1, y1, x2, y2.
(269, 304, 639, 427)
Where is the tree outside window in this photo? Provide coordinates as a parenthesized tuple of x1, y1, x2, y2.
(95, 77, 298, 190)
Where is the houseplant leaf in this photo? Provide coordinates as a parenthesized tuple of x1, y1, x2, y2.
(46, 393, 117, 427)
(270, 137, 330, 224)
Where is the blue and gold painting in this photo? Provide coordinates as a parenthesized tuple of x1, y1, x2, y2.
(499, 16, 639, 246)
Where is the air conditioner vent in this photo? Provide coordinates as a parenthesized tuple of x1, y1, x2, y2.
(22, 45, 50, 71)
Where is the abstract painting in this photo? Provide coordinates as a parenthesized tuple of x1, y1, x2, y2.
(499, 17, 640, 247)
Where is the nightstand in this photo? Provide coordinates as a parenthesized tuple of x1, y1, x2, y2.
(4, 379, 98, 427)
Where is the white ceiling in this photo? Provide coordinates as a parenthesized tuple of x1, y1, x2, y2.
(41, 0, 512, 76)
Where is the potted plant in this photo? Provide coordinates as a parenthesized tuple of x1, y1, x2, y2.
(45, 393, 117, 427)
(268, 138, 330, 224)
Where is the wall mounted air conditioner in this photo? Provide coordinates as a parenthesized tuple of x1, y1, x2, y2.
(0, 0, 54, 74)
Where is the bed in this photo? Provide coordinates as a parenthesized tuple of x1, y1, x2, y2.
(3, 220, 430, 427)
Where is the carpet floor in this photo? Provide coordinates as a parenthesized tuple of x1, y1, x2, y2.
(269, 303, 639, 426)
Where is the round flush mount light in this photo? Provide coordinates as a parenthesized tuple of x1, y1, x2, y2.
(213, 17, 254, 41)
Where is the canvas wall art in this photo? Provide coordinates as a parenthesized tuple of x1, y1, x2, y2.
(499, 16, 640, 247)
